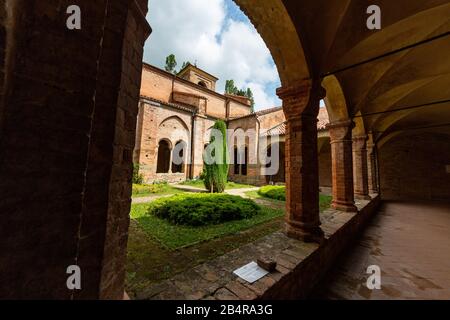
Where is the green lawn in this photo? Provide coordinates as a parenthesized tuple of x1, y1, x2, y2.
(246, 186, 332, 213)
(132, 183, 184, 198)
(130, 202, 283, 249)
(180, 179, 254, 190)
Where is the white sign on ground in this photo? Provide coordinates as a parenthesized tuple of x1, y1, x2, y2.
(233, 262, 269, 284)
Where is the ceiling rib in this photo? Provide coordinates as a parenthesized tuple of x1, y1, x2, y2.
(321, 31, 450, 77)
(354, 99, 450, 118)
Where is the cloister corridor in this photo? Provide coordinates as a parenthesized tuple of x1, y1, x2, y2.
(313, 201, 450, 300)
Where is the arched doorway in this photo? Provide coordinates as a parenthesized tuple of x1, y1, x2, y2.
(156, 140, 171, 173)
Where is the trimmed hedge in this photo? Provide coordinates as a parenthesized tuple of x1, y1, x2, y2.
(258, 185, 286, 201)
(148, 194, 260, 226)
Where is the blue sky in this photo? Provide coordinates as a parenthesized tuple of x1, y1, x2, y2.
(144, 0, 282, 110)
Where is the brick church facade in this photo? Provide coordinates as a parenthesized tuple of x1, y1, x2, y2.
(134, 63, 331, 187)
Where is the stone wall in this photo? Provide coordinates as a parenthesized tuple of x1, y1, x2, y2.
(379, 132, 450, 201)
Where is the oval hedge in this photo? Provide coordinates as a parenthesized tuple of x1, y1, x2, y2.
(257, 185, 286, 201)
(148, 193, 261, 226)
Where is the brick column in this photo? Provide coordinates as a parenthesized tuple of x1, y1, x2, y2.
(353, 135, 371, 200)
(327, 120, 357, 212)
(367, 141, 378, 194)
(0, 0, 151, 299)
(276, 80, 325, 243)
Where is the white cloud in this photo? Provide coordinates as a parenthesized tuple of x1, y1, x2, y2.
(144, 0, 281, 110)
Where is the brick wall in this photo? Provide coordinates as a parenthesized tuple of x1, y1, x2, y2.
(140, 65, 252, 120)
(0, 0, 150, 299)
(135, 101, 193, 183)
(379, 132, 450, 201)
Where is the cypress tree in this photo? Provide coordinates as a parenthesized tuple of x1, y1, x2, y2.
(203, 120, 229, 193)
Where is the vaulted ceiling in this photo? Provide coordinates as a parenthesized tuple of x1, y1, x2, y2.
(238, 0, 450, 144)
(283, 0, 450, 143)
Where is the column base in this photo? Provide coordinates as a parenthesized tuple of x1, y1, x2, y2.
(285, 223, 325, 244)
(332, 201, 358, 212)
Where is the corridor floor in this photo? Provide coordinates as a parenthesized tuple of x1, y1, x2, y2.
(314, 201, 450, 300)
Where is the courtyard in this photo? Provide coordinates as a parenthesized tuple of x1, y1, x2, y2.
(0, 0, 449, 302)
(125, 182, 332, 298)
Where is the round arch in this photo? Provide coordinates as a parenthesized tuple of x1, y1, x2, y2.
(353, 112, 366, 137)
(234, 0, 311, 85)
(322, 75, 350, 122)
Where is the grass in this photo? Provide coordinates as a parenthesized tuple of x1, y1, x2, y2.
(132, 183, 183, 198)
(130, 202, 283, 249)
(180, 179, 254, 190)
(247, 186, 333, 213)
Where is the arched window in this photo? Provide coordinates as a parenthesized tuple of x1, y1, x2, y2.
(198, 81, 207, 88)
(156, 140, 171, 173)
(172, 140, 187, 174)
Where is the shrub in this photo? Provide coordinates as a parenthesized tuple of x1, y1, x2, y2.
(258, 185, 286, 201)
(148, 194, 260, 226)
(132, 164, 144, 184)
(203, 120, 229, 193)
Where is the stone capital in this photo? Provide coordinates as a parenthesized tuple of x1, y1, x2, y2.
(353, 135, 368, 141)
(277, 79, 325, 119)
(353, 135, 368, 150)
(327, 119, 354, 143)
(366, 140, 376, 152)
(326, 119, 354, 130)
